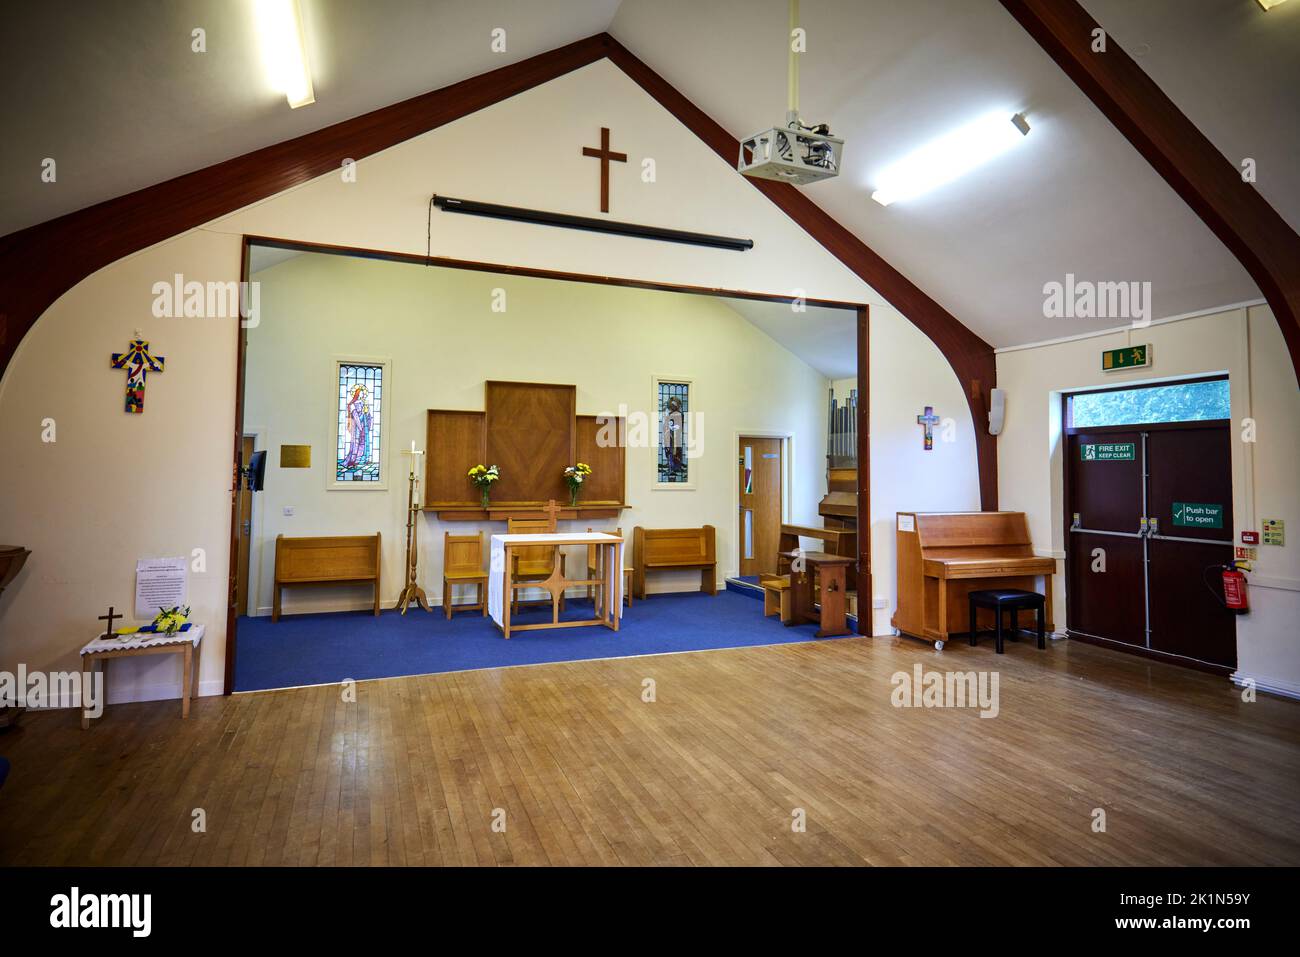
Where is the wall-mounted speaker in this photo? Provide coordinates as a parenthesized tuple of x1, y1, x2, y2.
(988, 388, 1006, 436)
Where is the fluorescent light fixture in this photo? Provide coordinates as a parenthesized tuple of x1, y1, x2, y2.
(870, 111, 1030, 206)
(1257, 0, 1289, 10)
(255, 0, 315, 108)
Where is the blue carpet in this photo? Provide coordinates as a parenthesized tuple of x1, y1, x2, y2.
(234, 591, 846, 691)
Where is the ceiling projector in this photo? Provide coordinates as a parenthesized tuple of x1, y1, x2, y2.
(738, 113, 844, 186)
(736, 0, 843, 186)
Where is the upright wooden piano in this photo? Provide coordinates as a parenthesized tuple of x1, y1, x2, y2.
(893, 512, 1055, 649)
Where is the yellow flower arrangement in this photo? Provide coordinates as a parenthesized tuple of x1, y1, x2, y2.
(468, 464, 500, 508)
(563, 462, 593, 506)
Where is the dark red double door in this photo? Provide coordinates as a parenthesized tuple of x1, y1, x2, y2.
(1065, 423, 1236, 668)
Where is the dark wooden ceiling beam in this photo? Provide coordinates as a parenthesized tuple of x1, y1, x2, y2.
(0, 31, 1000, 508)
(999, 0, 1300, 386)
(602, 37, 999, 508)
(0, 34, 613, 370)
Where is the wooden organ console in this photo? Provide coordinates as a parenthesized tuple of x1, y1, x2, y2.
(816, 390, 857, 590)
(893, 511, 1055, 649)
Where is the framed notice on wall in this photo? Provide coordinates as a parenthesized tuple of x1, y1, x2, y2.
(653, 375, 694, 490)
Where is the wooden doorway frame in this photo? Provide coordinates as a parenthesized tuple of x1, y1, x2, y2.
(1059, 374, 1234, 675)
(225, 234, 873, 692)
(735, 431, 791, 578)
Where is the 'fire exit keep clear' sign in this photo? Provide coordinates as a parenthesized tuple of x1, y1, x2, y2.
(1081, 442, 1136, 461)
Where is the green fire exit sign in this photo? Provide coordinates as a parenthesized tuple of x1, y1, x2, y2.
(1102, 344, 1151, 372)
(1173, 502, 1223, 529)
(1081, 442, 1136, 461)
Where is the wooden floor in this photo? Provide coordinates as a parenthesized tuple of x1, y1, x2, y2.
(2, 635, 1298, 866)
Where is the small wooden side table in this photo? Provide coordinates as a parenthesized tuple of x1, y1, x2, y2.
(78, 625, 204, 728)
(780, 551, 853, 638)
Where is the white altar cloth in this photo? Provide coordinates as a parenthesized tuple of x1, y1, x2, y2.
(488, 533, 623, 628)
(80, 624, 205, 655)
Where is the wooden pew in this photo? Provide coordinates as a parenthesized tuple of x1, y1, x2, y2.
(632, 526, 717, 600)
(893, 512, 1054, 649)
(776, 524, 857, 578)
(273, 533, 382, 621)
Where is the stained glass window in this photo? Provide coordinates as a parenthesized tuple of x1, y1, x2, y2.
(1069, 378, 1230, 428)
(336, 363, 383, 482)
(657, 380, 690, 483)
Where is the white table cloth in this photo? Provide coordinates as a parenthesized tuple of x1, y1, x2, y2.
(488, 533, 623, 628)
(80, 623, 205, 655)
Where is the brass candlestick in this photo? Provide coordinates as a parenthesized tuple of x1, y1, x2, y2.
(394, 445, 430, 614)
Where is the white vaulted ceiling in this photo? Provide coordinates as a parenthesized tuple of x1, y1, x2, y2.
(3, 0, 1295, 349)
(0, 0, 621, 234)
(719, 298, 858, 380)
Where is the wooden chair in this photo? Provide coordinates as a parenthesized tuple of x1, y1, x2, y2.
(442, 531, 488, 619)
(507, 515, 565, 614)
(586, 527, 634, 608)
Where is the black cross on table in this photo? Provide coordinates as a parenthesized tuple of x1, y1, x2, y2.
(582, 127, 627, 214)
(98, 605, 123, 638)
(916, 406, 941, 451)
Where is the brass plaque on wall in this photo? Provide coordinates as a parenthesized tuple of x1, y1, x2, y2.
(280, 445, 312, 468)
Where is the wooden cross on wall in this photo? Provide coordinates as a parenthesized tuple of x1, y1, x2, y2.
(916, 406, 941, 451)
(582, 127, 627, 213)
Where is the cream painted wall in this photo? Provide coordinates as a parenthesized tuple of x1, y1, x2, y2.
(0, 58, 979, 703)
(244, 252, 832, 614)
(996, 304, 1300, 697)
(0, 229, 240, 703)
(867, 313, 982, 635)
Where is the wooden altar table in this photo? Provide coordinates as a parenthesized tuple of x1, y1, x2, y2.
(488, 532, 624, 639)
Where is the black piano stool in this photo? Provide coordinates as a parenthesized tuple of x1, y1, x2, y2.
(968, 589, 1046, 654)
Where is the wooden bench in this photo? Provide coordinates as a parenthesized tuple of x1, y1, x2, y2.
(632, 526, 717, 600)
(273, 533, 381, 621)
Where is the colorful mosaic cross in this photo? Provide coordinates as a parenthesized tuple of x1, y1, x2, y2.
(111, 338, 165, 413)
(916, 405, 940, 451)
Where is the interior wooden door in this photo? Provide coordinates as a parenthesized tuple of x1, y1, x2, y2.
(237, 436, 255, 616)
(738, 437, 782, 578)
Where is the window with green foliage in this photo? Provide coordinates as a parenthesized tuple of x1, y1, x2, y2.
(1069, 379, 1230, 428)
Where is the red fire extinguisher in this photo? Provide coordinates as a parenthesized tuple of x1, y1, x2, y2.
(1207, 560, 1249, 614)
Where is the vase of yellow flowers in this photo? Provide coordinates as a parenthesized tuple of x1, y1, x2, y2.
(468, 464, 500, 509)
(563, 462, 592, 507)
